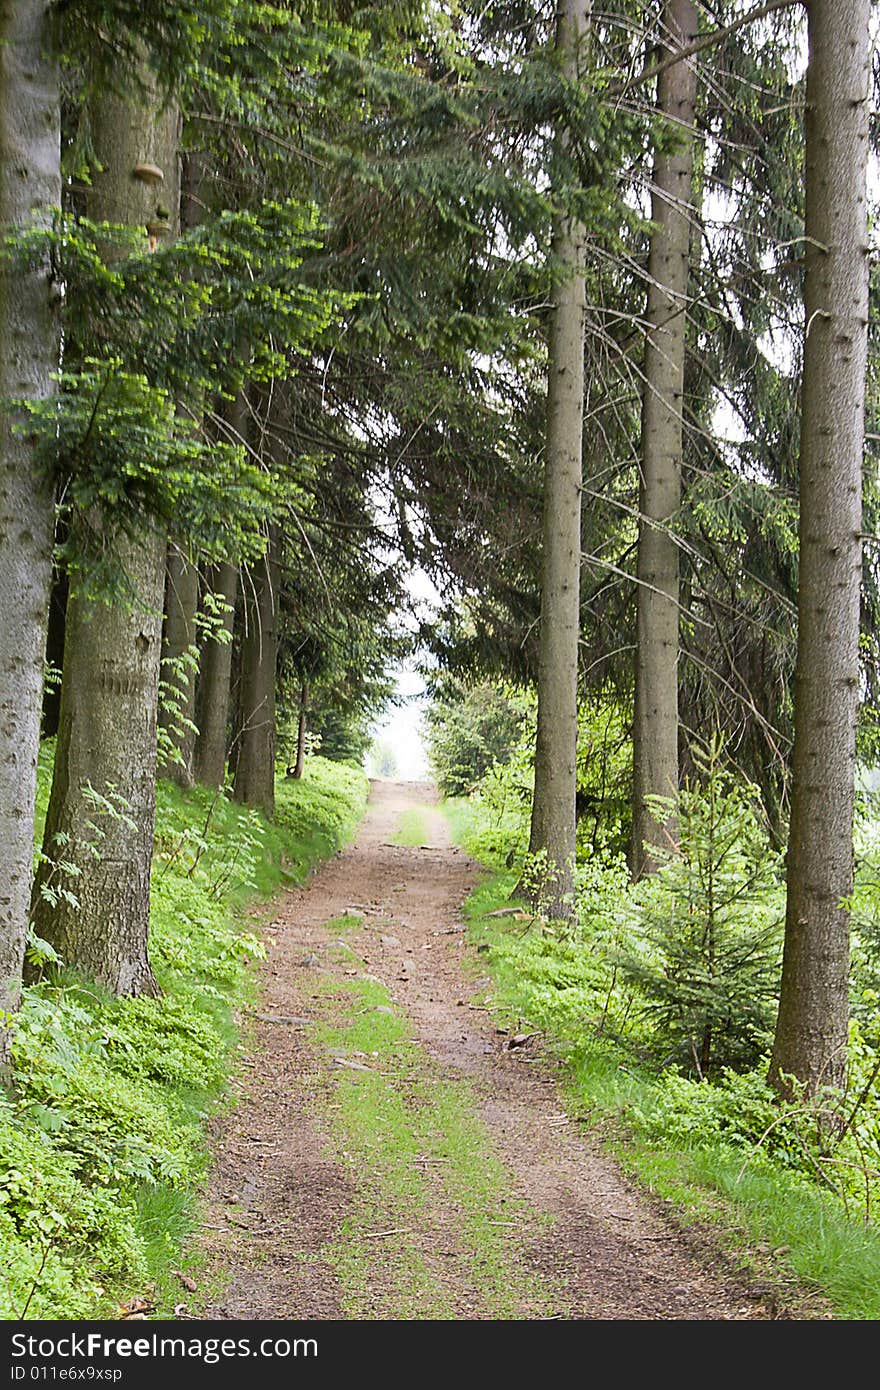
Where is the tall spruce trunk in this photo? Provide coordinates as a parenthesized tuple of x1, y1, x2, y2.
(32, 77, 179, 996)
(770, 0, 870, 1097)
(292, 681, 308, 780)
(193, 388, 246, 787)
(193, 560, 238, 788)
(42, 566, 68, 737)
(630, 0, 698, 879)
(0, 0, 60, 1068)
(33, 530, 167, 993)
(158, 544, 199, 786)
(525, 0, 590, 922)
(233, 526, 280, 816)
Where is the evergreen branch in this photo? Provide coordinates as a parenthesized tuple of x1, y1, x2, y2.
(608, 0, 804, 99)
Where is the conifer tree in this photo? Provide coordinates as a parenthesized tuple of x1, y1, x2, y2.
(630, 0, 698, 878)
(0, 0, 61, 1067)
(770, 0, 871, 1096)
(524, 0, 591, 923)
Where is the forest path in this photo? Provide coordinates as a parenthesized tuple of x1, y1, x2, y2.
(194, 781, 782, 1320)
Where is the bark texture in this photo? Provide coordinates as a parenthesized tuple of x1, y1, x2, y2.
(33, 530, 167, 994)
(630, 0, 698, 879)
(193, 560, 238, 787)
(158, 543, 199, 786)
(233, 526, 280, 817)
(0, 0, 60, 1063)
(770, 0, 870, 1096)
(32, 76, 179, 996)
(526, 0, 590, 921)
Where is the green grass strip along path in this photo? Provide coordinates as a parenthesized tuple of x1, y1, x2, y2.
(0, 755, 367, 1321)
(304, 930, 559, 1319)
(391, 807, 431, 847)
(445, 808, 880, 1321)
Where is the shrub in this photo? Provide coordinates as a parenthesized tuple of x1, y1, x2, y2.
(613, 737, 784, 1076)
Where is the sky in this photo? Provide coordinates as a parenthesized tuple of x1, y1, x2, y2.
(368, 656, 431, 781)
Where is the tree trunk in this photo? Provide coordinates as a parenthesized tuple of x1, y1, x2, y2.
(32, 529, 167, 995)
(524, 0, 590, 922)
(42, 565, 68, 737)
(0, 0, 60, 1069)
(233, 526, 280, 816)
(769, 0, 870, 1097)
(193, 560, 238, 787)
(630, 0, 698, 879)
(158, 543, 199, 786)
(293, 681, 308, 779)
(31, 75, 179, 996)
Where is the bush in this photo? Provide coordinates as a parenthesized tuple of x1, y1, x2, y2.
(618, 737, 784, 1076)
(424, 677, 528, 797)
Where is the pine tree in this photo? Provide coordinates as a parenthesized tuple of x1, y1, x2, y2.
(630, 0, 698, 879)
(770, 0, 871, 1096)
(525, 0, 591, 923)
(0, 0, 61, 1069)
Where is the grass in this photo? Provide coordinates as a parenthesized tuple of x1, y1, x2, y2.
(392, 807, 431, 847)
(447, 808, 880, 1321)
(1, 753, 367, 1321)
(305, 969, 559, 1319)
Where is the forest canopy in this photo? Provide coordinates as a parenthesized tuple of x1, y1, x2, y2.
(0, 0, 879, 1326)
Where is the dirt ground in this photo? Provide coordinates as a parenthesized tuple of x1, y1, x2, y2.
(193, 781, 803, 1320)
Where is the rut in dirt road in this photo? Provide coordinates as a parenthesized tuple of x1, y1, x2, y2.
(196, 781, 787, 1320)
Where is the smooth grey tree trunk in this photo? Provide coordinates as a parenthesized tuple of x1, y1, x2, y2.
(233, 525, 280, 817)
(158, 544, 199, 786)
(193, 560, 238, 787)
(630, 0, 698, 879)
(0, 0, 60, 1069)
(770, 0, 871, 1097)
(525, 0, 590, 922)
(32, 76, 179, 996)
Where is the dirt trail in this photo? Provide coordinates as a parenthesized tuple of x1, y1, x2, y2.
(194, 781, 788, 1320)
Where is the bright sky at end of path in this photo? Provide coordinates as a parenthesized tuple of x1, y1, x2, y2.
(369, 657, 431, 781)
(368, 567, 441, 782)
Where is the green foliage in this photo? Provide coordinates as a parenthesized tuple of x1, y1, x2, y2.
(439, 689, 631, 870)
(620, 738, 784, 1077)
(850, 801, 880, 1021)
(574, 696, 632, 858)
(447, 715, 880, 1315)
(454, 733, 784, 1080)
(424, 676, 529, 798)
(5, 201, 345, 581)
(0, 753, 366, 1319)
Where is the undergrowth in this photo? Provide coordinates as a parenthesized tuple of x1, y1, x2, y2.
(0, 752, 367, 1320)
(446, 781, 880, 1321)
